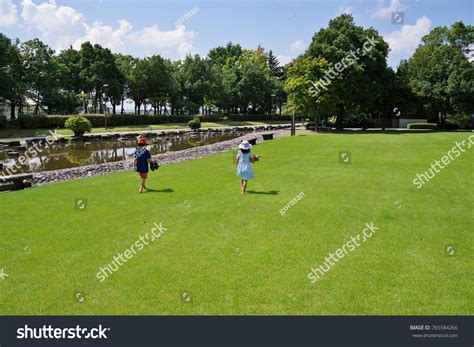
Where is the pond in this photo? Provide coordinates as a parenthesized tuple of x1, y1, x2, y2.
(0, 131, 244, 175)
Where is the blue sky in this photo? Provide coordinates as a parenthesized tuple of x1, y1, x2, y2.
(0, 0, 472, 68)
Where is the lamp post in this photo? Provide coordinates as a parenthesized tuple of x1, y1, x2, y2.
(291, 111, 296, 136)
(270, 93, 276, 115)
(103, 84, 109, 131)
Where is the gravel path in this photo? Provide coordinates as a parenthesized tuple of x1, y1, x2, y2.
(32, 130, 288, 186)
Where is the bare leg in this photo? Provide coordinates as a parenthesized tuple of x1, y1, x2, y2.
(240, 179, 244, 194)
(140, 178, 146, 193)
(242, 180, 248, 193)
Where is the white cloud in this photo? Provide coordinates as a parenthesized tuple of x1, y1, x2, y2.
(290, 40, 304, 52)
(74, 19, 133, 52)
(276, 55, 293, 66)
(385, 16, 432, 55)
(0, 0, 18, 28)
(371, 0, 407, 19)
(21, 0, 86, 50)
(177, 42, 196, 58)
(19, 0, 197, 58)
(337, 1, 352, 15)
(129, 24, 197, 58)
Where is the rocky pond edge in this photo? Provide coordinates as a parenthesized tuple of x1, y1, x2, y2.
(32, 129, 289, 187)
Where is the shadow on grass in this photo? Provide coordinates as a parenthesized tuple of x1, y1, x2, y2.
(247, 190, 279, 195)
(145, 188, 174, 193)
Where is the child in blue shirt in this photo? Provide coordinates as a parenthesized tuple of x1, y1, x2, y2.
(134, 137, 153, 193)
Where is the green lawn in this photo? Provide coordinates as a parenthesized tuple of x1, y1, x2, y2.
(0, 132, 472, 315)
(0, 121, 290, 141)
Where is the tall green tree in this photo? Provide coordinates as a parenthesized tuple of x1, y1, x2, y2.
(19, 39, 56, 114)
(127, 58, 148, 115)
(0, 34, 20, 118)
(178, 55, 213, 114)
(403, 22, 474, 126)
(305, 14, 389, 128)
(285, 56, 334, 123)
(143, 55, 173, 115)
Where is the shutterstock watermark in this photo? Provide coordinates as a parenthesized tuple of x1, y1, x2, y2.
(412, 135, 474, 189)
(308, 222, 380, 283)
(17, 325, 110, 340)
(96, 222, 168, 282)
(391, 11, 404, 25)
(1, 131, 59, 181)
(280, 192, 305, 216)
(309, 36, 379, 97)
(175, 7, 199, 27)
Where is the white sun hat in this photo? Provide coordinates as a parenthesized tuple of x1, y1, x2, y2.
(239, 140, 252, 150)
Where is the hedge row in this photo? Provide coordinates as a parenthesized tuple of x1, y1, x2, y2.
(7, 114, 297, 129)
(226, 114, 306, 122)
(407, 123, 438, 129)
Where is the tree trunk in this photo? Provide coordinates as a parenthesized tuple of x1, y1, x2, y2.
(112, 103, 116, 115)
(335, 105, 345, 130)
(335, 114, 344, 130)
(10, 100, 16, 120)
(34, 93, 40, 115)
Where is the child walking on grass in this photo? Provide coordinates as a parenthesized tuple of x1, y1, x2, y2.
(134, 137, 154, 193)
(235, 140, 259, 194)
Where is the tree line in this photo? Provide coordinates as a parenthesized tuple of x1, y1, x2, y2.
(0, 14, 472, 128)
(0, 37, 285, 119)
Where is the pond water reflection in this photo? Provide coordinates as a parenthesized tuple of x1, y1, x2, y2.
(0, 132, 242, 174)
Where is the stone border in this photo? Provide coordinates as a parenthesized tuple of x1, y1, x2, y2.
(32, 130, 288, 186)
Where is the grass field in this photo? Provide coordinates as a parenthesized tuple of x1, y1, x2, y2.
(0, 132, 472, 315)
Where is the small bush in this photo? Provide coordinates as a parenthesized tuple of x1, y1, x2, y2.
(443, 121, 460, 130)
(407, 123, 438, 129)
(65, 116, 92, 136)
(188, 117, 201, 130)
(0, 115, 7, 128)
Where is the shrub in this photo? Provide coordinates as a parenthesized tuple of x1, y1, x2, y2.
(197, 114, 223, 122)
(407, 123, 438, 129)
(188, 117, 201, 130)
(65, 116, 92, 137)
(443, 121, 460, 130)
(227, 114, 306, 122)
(0, 115, 7, 128)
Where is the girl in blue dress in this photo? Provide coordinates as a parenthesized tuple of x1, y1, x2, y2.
(235, 140, 259, 194)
